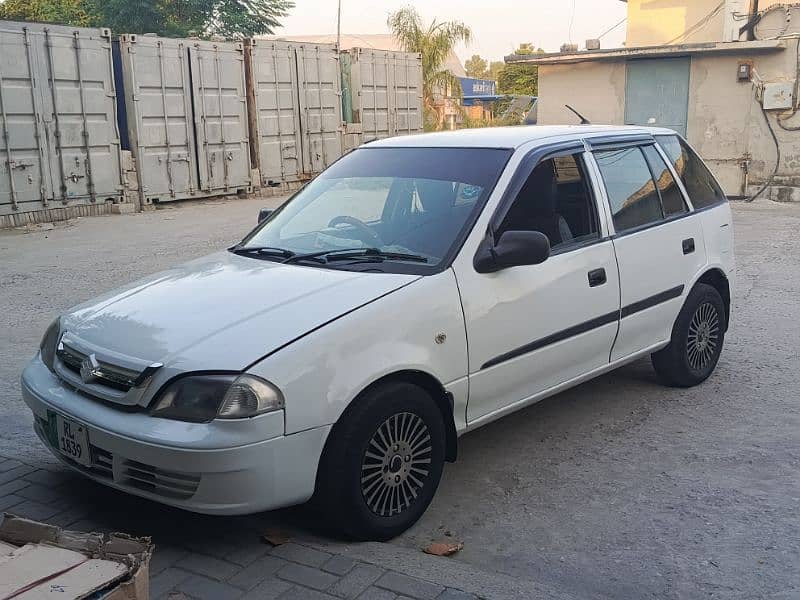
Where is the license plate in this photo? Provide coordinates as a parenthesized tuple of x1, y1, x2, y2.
(53, 413, 92, 468)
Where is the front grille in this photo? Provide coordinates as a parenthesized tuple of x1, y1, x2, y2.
(119, 460, 201, 500)
(57, 343, 140, 392)
(37, 416, 200, 501)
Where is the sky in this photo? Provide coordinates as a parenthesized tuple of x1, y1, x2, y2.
(275, 0, 628, 63)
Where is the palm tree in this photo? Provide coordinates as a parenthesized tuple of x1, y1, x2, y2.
(387, 6, 472, 130)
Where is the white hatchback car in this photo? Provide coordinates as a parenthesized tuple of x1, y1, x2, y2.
(22, 126, 734, 540)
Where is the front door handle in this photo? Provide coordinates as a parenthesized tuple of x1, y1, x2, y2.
(683, 238, 696, 255)
(588, 268, 607, 287)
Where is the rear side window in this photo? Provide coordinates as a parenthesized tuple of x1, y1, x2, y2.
(642, 145, 688, 217)
(656, 135, 727, 209)
(594, 147, 663, 232)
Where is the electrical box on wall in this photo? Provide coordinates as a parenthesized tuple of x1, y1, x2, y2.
(762, 81, 795, 110)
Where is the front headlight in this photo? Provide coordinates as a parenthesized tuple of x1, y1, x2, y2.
(150, 374, 284, 423)
(39, 317, 61, 372)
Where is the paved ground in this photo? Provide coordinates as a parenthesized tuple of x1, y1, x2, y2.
(1, 197, 798, 599)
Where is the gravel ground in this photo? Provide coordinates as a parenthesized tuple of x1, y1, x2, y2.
(1, 197, 798, 599)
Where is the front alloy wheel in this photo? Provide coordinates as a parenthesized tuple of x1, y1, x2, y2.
(361, 412, 433, 517)
(314, 382, 445, 541)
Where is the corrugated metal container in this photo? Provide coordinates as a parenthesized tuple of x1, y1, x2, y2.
(245, 39, 343, 187)
(118, 34, 250, 204)
(345, 48, 423, 147)
(0, 20, 124, 217)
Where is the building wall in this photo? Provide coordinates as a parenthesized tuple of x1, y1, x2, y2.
(625, 0, 730, 47)
(537, 46, 800, 197)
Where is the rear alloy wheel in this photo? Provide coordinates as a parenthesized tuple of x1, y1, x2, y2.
(315, 382, 445, 541)
(652, 283, 726, 387)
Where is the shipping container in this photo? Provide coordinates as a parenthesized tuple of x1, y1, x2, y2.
(0, 20, 124, 217)
(342, 48, 423, 149)
(245, 39, 343, 187)
(117, 34, 251, 205)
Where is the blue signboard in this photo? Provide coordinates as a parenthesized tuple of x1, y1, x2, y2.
(459, 77, 497, 98)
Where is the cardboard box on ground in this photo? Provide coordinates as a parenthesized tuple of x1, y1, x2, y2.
(0, 513, 153, 600)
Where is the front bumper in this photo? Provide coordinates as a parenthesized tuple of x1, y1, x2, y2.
(21, 357, 330, 515)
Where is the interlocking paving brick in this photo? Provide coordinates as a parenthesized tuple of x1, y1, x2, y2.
(175, 575, 244, 600)
(374, 572, 444, 600)
(150, 546, 190, 576)
(270, 542, 332, 568)
(175, 553, 240, 581)
(150, 567, 192, 599)
(0, 465, 36, 484)
(0, 459, 23, 473)
(322, 555, 357, 576)
(0, 494, 24, 512)
(0, 479, 29, 497)
(239, 576, 293, 600)
(277, 563, 338, 591)
(23, 469, 74, 487)
(16, 483, 62, 504)
(228, 555, 288, 590)
(45, 506, 93, 528)
(225, 539, 270, 567)
(9, 500, 60, 521)
(435, 590, 479, 600)
(356, 587, 398, 600)
(279, 587, 339, 600)
(328, 564, 386, 599)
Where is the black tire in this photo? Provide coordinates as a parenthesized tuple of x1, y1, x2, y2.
(651, 283, 726, 388)
(314, 381, 446, 541)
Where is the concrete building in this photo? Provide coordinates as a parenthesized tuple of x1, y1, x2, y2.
(507, 1, 800, 200)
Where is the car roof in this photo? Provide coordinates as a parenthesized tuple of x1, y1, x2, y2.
(366, 125, 677, 150)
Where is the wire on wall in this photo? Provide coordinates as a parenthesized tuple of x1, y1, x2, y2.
(666, 1, 726, 44)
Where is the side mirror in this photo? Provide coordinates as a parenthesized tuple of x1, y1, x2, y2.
(474, 230, 551, 274)
(258, 208, 274, 224)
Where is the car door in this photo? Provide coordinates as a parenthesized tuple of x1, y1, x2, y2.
(453, 144, 621, 426)
(588, 138, 708, 362)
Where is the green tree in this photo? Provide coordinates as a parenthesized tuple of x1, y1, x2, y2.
(388, 6, 471, 130)
(464, 54, 488, 79)
(0, 0, 95, 26)
(488, 60, 505, 82)
(1, 0, 293, 39)
(496, 43, 543, 96)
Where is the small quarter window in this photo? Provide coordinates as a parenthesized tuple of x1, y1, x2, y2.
(642, 145, 688, 217)
(498, 154, 600, 252)
(595, 147, 664, 233)
(656, 135, 727, 209)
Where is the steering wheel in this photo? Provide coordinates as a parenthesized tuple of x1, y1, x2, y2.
(327, 215, 383, 245)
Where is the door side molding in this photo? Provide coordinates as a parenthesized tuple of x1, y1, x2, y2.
(480, 285, 685, 370)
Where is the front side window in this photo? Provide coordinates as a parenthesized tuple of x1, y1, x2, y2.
(656, 135, 727, 209)
(498, 153, 600, 252)
(595, 147, 664, 233)
(238, 147, 512, 273)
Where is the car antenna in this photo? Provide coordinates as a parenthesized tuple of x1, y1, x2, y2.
(565, 105, 591, 125)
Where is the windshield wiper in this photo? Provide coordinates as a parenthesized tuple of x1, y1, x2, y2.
(285, 247, 428, 264)
(229, 245, 296, 259)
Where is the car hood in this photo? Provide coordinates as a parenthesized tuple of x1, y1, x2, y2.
(62, 251, 419, 371)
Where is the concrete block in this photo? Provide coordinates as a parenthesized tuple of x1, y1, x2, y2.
(269, 543, 331, 568)
(374, 572, 444, 599)
(276, 563, 338, 590)
(176, 575, 244, 600)
(327, 564, 385, 599)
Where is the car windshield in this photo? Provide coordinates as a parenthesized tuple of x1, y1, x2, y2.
(237, 147, 512, 273)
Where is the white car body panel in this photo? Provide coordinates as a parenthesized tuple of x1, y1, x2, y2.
(249, 269, 470, 435)
(19, 125, 735, 516)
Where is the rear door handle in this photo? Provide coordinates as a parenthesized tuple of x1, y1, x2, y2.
(588, 268, 607, 287)
(683, 238, 696, 255)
